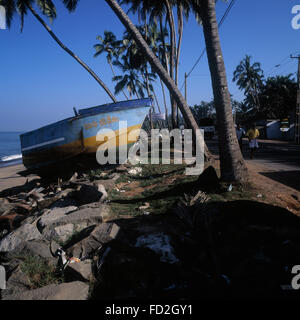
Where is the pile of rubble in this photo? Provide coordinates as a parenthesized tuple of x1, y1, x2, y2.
(0, 164, 300, 300)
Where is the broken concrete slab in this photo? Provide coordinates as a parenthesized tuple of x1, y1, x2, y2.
(3, 281, 90, 300)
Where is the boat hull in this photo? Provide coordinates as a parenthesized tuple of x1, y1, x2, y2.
(20, 99, 151, 171)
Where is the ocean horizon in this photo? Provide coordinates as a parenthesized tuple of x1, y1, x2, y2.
(0, 131, 23, 168)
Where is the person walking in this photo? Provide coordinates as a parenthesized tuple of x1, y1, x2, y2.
(246, 124, 260, 159)
(236, 124, 246, 154)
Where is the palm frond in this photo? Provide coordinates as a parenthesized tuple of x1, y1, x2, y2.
(62, 0, 79, 12)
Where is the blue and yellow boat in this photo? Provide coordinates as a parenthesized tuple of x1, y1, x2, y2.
(20, 98, 152, 172)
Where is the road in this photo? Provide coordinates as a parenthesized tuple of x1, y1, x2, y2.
(207, 138, 300, 191)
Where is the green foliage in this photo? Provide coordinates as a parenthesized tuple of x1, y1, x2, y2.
(257, 74, 297, 119)
(190, 101, 216, 124)
(20, 255, 63, 289)
(0, 0, 57, 31)
(234, 55, 297, 120)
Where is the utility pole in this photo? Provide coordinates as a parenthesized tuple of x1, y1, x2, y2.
(291, 54, 300, 144)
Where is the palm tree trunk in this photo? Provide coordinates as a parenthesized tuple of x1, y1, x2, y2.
(159, 16, 169, 75)
(198, 0, 248, 183)
(160, 79, 170, 129)
(175, 4, 183, 87)
(105, 0, 213, 161)
(25, 1, 117, 103)
(165, 0, 178, 129)
(175, 5, 184, 128)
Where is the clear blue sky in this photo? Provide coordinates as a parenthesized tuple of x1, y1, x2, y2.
(0, 0, 299, 131)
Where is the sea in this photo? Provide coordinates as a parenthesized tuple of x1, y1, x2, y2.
(0, 132, 23, 168)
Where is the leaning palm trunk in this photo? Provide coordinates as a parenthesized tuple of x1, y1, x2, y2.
(25, 1, 117, 103)
(198, 0, 248, 183)
(105, 0, 213, 161)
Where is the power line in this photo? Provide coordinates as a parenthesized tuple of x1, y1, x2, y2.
(180, 0, 237, 91)
(264, 51, 300, 77)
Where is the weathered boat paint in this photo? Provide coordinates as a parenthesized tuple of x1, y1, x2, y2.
(20, 98, 152, 170)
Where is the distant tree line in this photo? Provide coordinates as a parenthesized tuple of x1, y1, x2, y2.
(232, 55, 297, 123)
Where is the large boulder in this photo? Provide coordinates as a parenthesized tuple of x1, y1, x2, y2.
(0, 222, 43, 252)
(71, 223, 120, 259)
(1, 268, 31, 299)
(3, 281, 89, 300)
(37, 205, 78, 230)
(9, 239, 59, 263)
(41, 207, 105, 243)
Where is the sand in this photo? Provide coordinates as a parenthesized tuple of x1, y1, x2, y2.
(0, 164, 38, 192)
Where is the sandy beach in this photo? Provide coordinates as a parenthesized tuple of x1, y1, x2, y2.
(0, 164, 37, 192)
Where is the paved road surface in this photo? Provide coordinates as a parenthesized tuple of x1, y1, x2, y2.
(207, 138, 300, 191)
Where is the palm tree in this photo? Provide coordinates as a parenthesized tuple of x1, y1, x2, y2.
(0, 0, 117, 102)
(192, 0, 248, 183)
(233, 55, 264, 110)
(120, 0, 190, 129)
(105, 0, 214, 162)
(94, 31, 129, 100)
(112, 56, 146, 99)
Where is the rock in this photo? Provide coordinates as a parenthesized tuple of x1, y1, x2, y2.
(3, 281, 90, 300)
(107, 172, 121, 180)
(71, 223, 120, 259)
(42, 207, 103, 243)
(1, 268, 31, 299)
(73, 183, 103, 205)
(69, 172, 78, 182)
(0, 198, 13, 215)
(38, 205, 78, 229)
(9, 239, 59, 263)
(33, 189, 74, 211)
(96, 184, 108, 202)
(93, 179, 116, 192)
(65, 259, 94, 282)
(0, 223, 43, 252)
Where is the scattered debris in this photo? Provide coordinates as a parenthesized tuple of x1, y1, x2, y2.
(128, 167, 143, 176)
(139, 202, 150, 210)
(135, 233, 179, 264)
